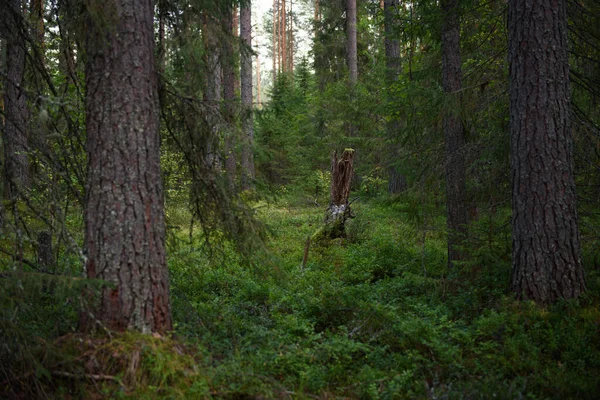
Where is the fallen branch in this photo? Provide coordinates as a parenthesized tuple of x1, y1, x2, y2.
(52, 371, 125, 388)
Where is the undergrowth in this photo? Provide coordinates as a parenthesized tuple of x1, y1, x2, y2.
(2, 192, 599, 398)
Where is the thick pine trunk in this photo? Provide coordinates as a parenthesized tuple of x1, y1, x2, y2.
(509, 0, 585, 304)
(441, 0, 467, 268)
(240, 2, 255, 190)
(3, 0, 30, 195)
(83, 0, 172, 333)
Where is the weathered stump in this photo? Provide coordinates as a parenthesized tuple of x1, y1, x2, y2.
(319, 149, 355, 240)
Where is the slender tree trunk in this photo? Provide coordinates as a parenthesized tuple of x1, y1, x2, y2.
(82, 0, 171, 333)
(30, 0, 44, 50)
(346, 0, 358, 85)
(509, 0, 585, 304)
(384, 0, 406, 194)
(203, 14, 221, 170)
(272, 0, 277, 78)
(3, 0, 30, 195)
(278, 0, 284, 73)
(240, 1, 255, 189)
(256, 55, 261, 105)
(289, 0, 294, 74)
(314, 0, 320, 38)
(158, 0, 166, 76)
(282, 0, 287, 72)
(233, 6, 240, 94)
(441, 0, 467, 268)
(223, 7, 237, 190)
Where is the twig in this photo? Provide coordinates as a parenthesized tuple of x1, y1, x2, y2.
(52, 371, 125, 388)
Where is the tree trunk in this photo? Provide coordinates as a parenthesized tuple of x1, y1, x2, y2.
(203, 14, 221, 170)
(441, 0, 467, 268)
(82, 0, 172, 333)
(30, 0, 44, 49)
(272, 0, 277, 78)
(3, 0, 30, 195)
(288, 0, 294, 74)
(256, 55, 262, 105)
(346, 0, 358, 85)
(240, 2, 255, 190)
(509, 0, 585, 304)
(384, 0, 406, 194)
(325, 149, 355, 227)
(222, 7, 237, 191)
(282, 0, 287, 72)
(314, 0, 320, 38)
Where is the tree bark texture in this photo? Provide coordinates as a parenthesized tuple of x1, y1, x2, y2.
(240, 2, 255, 190)
(222, 8, 237, 190)
(83, 0, 172, 333)
(346, 0, 358, 85)
(508, 0, 585, 304)
(330, 149, 354, 206)
(441, 0, 467, 268)
(3, 0, 31, 194)
(325, 149, 355, 227)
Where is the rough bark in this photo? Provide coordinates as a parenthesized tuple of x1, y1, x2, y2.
(441, 0, 467, 268)
(222, 7, 237, 190)
(30, 0, 44, 50)
(82, 0, 172, 333)
(240, 2, 255, 190)
(509, 0, 585, 304)
(346, 0, 358, 85)
(326, 149, 355, 227)
(384, 0, 406, 194)
(3, 0, 31, 195)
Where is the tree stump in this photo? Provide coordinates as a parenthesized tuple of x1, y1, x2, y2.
(318, 149, 355, 240)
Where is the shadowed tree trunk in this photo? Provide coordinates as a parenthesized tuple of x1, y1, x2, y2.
(384, 0, 406, 194)
(240, 1, 255, 190)
(441, 0, 467, 268)
(509, 0, 585, 304)
(82, 0, 172, 333)
(346, 0, 357, 85)
(3, 0, 31, 196)
(222, 6, 237, 190)
(203, 14, 221, 171)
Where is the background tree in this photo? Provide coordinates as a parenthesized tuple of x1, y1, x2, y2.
(509, 0, 586, 304)
(441, 0, 467, 268)
(3, 0, 31, 196)
(241, 0, 255, 189)
(82, 0, 172, 333)
(222, 5, 238, 190)
(383, 0, 406, 194)
(346, 0, 357, 85)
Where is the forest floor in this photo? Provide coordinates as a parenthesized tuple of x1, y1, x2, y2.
(2, 193, 600, 399)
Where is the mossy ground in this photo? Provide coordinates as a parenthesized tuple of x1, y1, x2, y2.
(2, 194, 600, 399)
